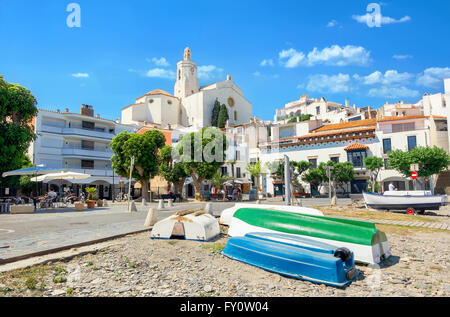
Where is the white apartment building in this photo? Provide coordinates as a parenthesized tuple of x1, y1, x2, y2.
(274, 95, 358, 124)
(29, 105, 139, 199)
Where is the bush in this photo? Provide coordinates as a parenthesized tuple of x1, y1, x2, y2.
(25, 277, 37, 290)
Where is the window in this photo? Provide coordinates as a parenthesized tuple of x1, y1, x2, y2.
(309, 158, 317, 168)
(81, 140, 94, 150)
(81, 160, 94, 169)
(316, 106, 320, 115)
(236, 151, 240, 161)
(82, 121, 95, 130)
(234, 110, 238, 121)
(407, 135, 417, 151)
(221, 167, 228, 176)
(347, 150, 367, 168)
(330, 157, 339, 163)
(383, 138, 392, 154)
(392, 122, 415, 133)
(236, 167, 241, 178)
(168, 100, 172, 105)
(228, 97, 235, 107)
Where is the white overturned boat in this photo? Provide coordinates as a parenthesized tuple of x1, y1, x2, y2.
(219, 203, 324, 226)
(363, 191, 448, 214)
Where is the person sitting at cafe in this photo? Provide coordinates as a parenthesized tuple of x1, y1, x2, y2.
(48, 189, 57, 199)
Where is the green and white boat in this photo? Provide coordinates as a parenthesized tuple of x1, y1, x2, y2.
(228, 208, 390, 264)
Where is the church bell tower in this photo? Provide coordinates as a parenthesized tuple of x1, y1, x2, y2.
(174, 47, 200, 99)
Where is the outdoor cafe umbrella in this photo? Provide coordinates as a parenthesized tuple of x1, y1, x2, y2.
(2, 165, 68, 196)
(31, 171, 91, 197)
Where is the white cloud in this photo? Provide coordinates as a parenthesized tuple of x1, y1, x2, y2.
(326, 20, 339, 27)
(362, 70, 413, 85)
(71, 73, 89, 78)
(307, 45, 371, 66)
(253, 71, 261, 77)
(197, 65, 224, 80)
(352, 14, 411, 26)
(416, 67, 450, 88)
(393, 54, 413, 60)
(279, 45, 371, 68)
(148, 57, 170, 67)
(260, 59, 274, 67)
(368, 86, 420, 99)
(145, 68, 176, 79)
(305, 73, 352, 93)
(279, 48, 306, 68)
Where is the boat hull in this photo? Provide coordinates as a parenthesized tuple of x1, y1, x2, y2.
(222, 232, 357, 287)
(228, 208, 390, 264)
(363, 192, 446, 211)
(151, 213, 220, 241)
(219, 203, 324, 226)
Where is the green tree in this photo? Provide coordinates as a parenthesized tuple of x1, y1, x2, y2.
(0, 75, 38, 192)
(110, 130, 166, 201)
(291, 161, 313, 191)
(211, 172, 231, 201)
(388, 146, 450, 191)
(176, 127, 227, 200)
(211, 99, 221, 127)
(159, 145, 188, 198)
(302, 168, 325, 196)
(246, 161, 262, 191)
(217, 104, 229, 128)
(364, 156, 384, 193)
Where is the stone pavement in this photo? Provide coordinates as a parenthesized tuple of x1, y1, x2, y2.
(331, 215, 450, 230)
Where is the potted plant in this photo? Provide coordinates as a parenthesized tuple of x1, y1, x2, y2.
(85, 187, 97, 209)
(74, 201, 84, 211)
(97, 199, 103, 207)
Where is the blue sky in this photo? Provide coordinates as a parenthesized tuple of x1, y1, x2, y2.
(0, 0, 449, 121)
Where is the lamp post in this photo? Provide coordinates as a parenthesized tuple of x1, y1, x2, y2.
(127, 156, 135, 211)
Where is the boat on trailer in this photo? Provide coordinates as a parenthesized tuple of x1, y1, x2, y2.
(363, 191, 448, 214)
(219, 203, 324, 226)
(222, 232, 358, 287)
(228, 208, 390, 264)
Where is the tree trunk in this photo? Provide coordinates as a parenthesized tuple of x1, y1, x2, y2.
(174, 181, 184, 201)
(141, 180, 150, 202)
(331, 181, 337, 205)
(192, 176, 204, 201)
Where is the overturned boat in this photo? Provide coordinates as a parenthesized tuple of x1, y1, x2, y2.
(222, 232, 358, 287)
(363, 191, 448, 214)
(151, 209, 220, 241)
(219, 203, 324, 226)
(228, 208, 390, 264)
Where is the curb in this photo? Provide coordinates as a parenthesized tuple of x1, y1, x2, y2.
(0, 227, 153, 266)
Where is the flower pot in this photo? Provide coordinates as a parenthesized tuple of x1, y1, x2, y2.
(97, 200, 103, 207)
(74, 202, 84, 211)
(86, 201, 96, 209)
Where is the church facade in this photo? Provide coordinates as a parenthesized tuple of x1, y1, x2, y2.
(121, 47, 252, 129)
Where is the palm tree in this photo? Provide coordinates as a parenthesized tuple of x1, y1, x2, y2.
(246, 161, 262, 193)
(211, 172, 231, 201)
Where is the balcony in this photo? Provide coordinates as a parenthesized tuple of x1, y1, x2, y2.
(40, 124, 116, 140)
(62, 146, 113, 159)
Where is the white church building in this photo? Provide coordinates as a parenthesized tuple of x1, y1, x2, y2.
(121, 47, 252, 129)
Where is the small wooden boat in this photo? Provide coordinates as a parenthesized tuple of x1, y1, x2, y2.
(219, 203, 324, 226)
(151, 210, 220, 241)
(222, 232, 358, 287)
(228, 208, 390, 264)
(363, 191, 448, 214)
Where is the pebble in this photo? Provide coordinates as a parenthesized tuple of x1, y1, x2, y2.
(1, 210, 449, 297)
